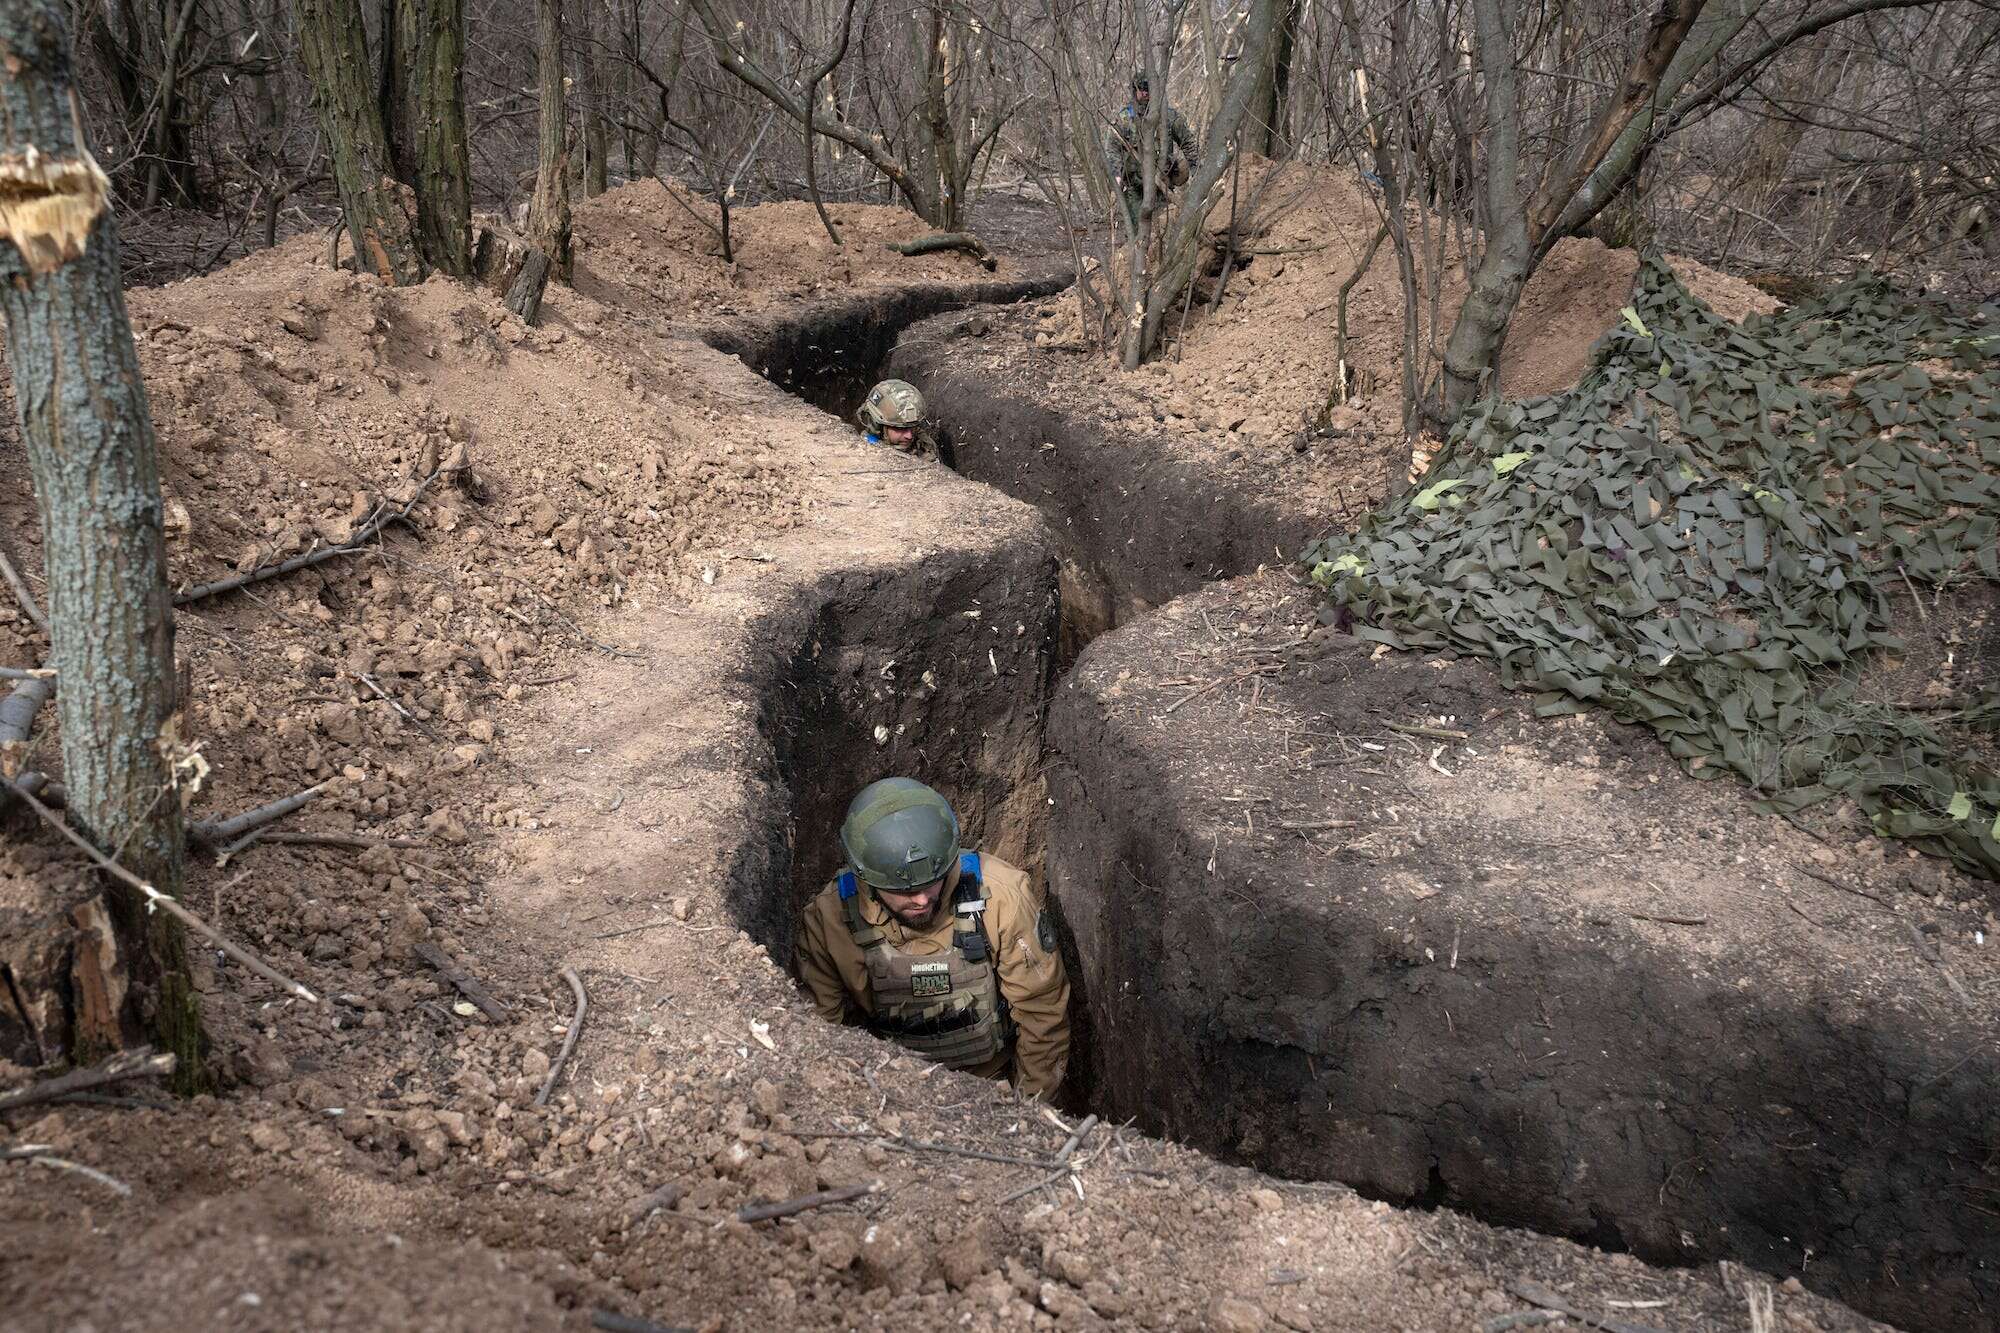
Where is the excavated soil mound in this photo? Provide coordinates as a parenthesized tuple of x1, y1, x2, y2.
(1, 195, 1884, 1333)
(1045, 573, 1998, 1330)
(573, 178, 1038, 323)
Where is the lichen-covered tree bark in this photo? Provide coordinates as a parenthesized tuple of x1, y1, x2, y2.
(296, 0, 428, 283)
(527, 0, 574, 279)
(0, 0, 205, 1084)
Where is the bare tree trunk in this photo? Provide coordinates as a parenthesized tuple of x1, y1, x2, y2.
(1434, 0, 1533, 420)
(0, 0, 205, 1086)
(141, 0, 204, 210)
(622, 0, 669, 177)
(527, 0, 574, 277)
(1268, 0, 1301, 158)
(297, 0, 427, 283)
(379, 0, 414, 181)
(921, 3, 964, 232)
(578, 0, 609, 196)
(405, 0, 473, 274)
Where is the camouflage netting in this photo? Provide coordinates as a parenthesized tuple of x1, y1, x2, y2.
(1305, 259, 2000, 878)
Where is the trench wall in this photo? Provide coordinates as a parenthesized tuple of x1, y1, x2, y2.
(1045, 585, 2000, 1331)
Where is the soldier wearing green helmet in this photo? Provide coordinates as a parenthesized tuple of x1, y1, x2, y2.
(797, 777, 1072, 1097)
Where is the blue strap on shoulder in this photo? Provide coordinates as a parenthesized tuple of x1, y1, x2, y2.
(837, 869, 858, 900)
(959, 851, 981, 881)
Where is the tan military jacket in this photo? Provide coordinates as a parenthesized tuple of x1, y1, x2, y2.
(798, 852, 1071, 1098)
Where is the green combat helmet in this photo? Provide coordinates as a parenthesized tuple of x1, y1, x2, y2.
(858, 379, 926, 436)
(840, 777, 960, 892)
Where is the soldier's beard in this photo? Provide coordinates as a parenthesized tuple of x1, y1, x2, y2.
(879, 882, 944, 927)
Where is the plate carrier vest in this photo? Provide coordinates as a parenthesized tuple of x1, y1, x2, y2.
(838, 852, 1013, 1069)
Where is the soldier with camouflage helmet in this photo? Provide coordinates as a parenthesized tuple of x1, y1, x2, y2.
(1105, 66, 1199, 235)
(797, 778, 1072, 1097)
(858, 378, 940, 461)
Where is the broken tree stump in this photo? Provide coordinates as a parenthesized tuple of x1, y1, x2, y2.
(505, 249, 554, 325)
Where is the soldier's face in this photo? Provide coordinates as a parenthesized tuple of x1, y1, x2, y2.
(1134, 86, 1150, 108)
(877, 877, 946, 926)
(884, 424, 917, 448)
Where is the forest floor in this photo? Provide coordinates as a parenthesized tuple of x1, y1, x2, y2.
(0, 177, 1904, 1332)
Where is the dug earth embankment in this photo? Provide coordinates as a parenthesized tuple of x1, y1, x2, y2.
(1046, 574, 1998, 1330)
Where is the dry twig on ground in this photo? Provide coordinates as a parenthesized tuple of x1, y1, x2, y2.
(0, 542, 48, 637)
(174, 470, 443, 606)
(735, 1181, 880, 1224)
(2, 1145, 133, 1196)
(534, 967, 588, 1106)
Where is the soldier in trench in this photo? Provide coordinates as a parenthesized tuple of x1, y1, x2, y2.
(797, 778, 1072, 1098)
(857, 378, 951, 466)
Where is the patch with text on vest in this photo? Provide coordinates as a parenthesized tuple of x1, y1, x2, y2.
(910, 961, 953, 997)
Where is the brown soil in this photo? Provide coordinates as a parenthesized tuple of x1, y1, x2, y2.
(0, 184, 1892, 1333)
(1000, 160, 1779, 502)
(1045, 573, 1997, 1330)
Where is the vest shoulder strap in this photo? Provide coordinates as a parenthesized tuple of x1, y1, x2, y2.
(837, 870, 884, 946)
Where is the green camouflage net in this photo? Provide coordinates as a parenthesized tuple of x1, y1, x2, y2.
(1304, 258, 2000, 877)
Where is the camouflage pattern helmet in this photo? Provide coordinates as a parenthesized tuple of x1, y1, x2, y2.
(858, 379, 926, 434)
(840, 777, 960, 892)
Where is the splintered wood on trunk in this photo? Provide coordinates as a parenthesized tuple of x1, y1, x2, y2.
(527, 0, 574, 279)
(0, 0, 206, 1084)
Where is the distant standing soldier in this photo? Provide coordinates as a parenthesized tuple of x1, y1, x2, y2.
(1105, 67, 1198, 235)
(797, 778, 1072, 1098)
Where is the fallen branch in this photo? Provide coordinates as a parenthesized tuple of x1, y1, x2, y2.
(416, 941, 512, 1022)
(0, 1046, 177, 1115)
(1507, 1279, 1667, 1333)
(1627, 912, 1707, 926)
(0, 666, 55, 681)
(190, 782, 330, 849)
(0, 543, 48, 637)
(0, 673, 53, 747)
(0, 773, 320, 1004)
(735, 1181, 880, 1224)
(1052, 1113, 1100, 1166)
(884, 231, 997, 271)
(173, 470, 441, 606)
(534, 967, 588, 1107)
(2, 1145, 132, 1196)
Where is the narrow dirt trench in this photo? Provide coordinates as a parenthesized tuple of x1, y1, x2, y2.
(718, 287, 1996, 1331)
